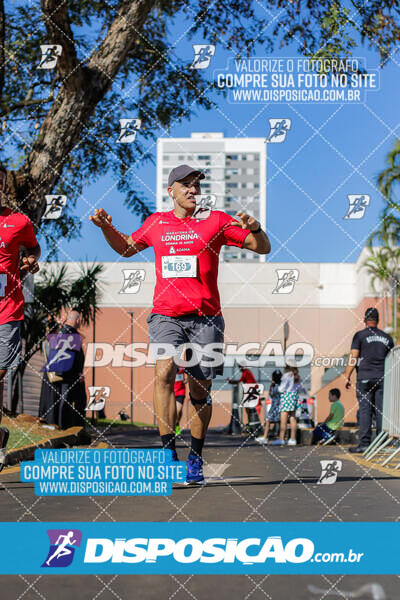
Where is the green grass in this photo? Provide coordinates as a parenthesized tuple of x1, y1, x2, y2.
(3, 417, 58, 451)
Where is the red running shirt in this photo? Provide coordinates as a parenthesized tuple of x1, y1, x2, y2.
(0, 209, 38, 325)
(239, 369, 257, 384)
(130, 210, 250, 317)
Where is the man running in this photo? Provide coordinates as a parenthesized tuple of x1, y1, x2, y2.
(90, 164, 270, 484)
(0, 166, 41, 471)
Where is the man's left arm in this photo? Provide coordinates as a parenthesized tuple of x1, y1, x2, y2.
(235, 212, 271, 254)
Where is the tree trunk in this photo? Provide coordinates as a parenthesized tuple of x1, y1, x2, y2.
(6, 0, 157, 225)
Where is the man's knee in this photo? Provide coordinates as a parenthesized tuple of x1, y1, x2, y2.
(154, 359, 177, 386)
(190, 390, 212, 407)
(0, 369, 7, 382)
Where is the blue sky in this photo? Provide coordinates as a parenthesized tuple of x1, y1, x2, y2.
(47, 15, 400, 265)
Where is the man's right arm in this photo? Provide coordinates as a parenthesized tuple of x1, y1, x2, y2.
(89, 208, 146, 257)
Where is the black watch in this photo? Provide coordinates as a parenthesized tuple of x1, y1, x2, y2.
(251, 225, 262, 234)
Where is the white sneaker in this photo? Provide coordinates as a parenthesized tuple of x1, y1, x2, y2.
(287, 439, 297, 446)
(255, 436, 267, 444)
(269, 439, 286, 446)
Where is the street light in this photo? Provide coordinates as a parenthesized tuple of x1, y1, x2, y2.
(127, 311, 134, 424)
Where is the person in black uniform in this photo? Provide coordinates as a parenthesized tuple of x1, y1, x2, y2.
(344, 307, 394, 453)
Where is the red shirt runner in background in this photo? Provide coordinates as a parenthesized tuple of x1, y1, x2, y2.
(0, 208, 38, 325)
(239, 369, 257, 384)
(131, 210, 250, 317)
(174, 368, 186, 397)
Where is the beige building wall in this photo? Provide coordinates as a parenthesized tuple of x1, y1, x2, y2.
(31, 252, 385, 427)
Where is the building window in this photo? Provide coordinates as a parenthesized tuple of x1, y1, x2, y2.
(198, 155, 211, 160)
(254, 183, 259, 188)
(241, 154, 247, 160)
(226, 183, 238, 188)
(226, 154, 238, 160)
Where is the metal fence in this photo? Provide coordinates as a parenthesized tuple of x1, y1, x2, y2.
(364, 346, 400, 466)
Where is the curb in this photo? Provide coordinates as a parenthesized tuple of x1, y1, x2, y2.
(6, 427, 92, 467)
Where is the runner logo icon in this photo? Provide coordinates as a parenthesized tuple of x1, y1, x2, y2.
(42, 529, 82, 568)
(37, 45, 62, 69)
(44, 195, 67, 220)
(272, 269, 299, 294)
(318, 460, 342, 485)
(116, 118, 141, 143)
(344, 195, 370, 219)
(191, 45, 216, 70)
(267, 119, 291, 143)
(120, 269, 145, 294)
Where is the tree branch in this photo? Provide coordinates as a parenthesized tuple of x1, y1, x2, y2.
(40, 0, 81, 88)
(20, 0, 158, 224)
(87, 0, 158, 98)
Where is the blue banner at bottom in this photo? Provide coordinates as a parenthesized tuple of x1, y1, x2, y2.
(0, 522, 398, 574)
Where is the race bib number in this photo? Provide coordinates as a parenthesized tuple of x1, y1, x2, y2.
(0, 274, 7, 297)
(162, 256, 197, 278)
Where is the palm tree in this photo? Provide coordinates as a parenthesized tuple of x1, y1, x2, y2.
(361, 248, 395, 329)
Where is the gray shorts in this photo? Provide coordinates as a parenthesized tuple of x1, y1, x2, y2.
(0, 321, 22, 370)
(146, 313, 225, 381)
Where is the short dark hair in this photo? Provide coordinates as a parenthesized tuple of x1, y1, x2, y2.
(364, 307, 379, 322)
(329, 388, 341, 400)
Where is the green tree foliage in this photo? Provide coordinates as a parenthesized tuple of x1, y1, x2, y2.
(0, 0, 398, 253)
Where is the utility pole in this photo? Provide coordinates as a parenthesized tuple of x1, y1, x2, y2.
(128, 311, 134, 424)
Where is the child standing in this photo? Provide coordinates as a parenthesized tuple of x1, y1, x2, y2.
(257, 369, 282, 444)
(270, 365, 302, 446)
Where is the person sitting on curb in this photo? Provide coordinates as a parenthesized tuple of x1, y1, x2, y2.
(312, 388, 344, 445)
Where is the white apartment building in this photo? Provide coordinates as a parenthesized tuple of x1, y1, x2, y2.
(156, 132, 267, 262)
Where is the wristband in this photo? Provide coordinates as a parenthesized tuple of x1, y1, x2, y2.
(251, 225, 262, 234)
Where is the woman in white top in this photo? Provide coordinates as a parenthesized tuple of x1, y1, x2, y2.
(270, 365, 302, 446)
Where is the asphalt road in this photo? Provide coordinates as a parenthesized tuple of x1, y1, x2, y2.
(0, 429, 399, 599)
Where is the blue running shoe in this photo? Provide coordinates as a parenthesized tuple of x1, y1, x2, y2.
(185, 453, 205, 485)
